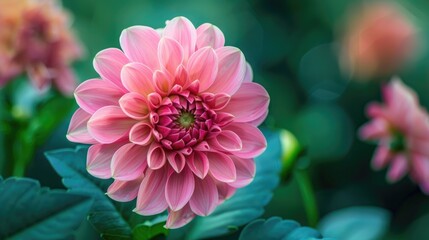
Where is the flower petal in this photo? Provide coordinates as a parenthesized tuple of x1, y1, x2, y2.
(167, 152, 186, 173)
(208, 47, 246, 95)
(129, 122, 153, 146)
(211, 130, 242, 152)
(387, 154, 408, 182)
(121, 62, 155, 96)
(93, 48, 129, 90)
(189, 176, 219, 216)
(166, 167, 195, 211)
(88, 106, 136, 144)
(164, 17, 197, 60)
(147, 142, 166, 169)
(135, 168, 168, 215)
(243, 62, 253, 83)
(165, 205, 195, 229)
(187, 151, 209, 179)
(120, 26, 160, 69)
(111, 143, 148, 181)
(87, 142, 124, 179)
(187, 47, 218, 91)
(228, 156, 255, 188)
(196, 23, 225, 49)
(223, 82, 269, 124)
(371, 145, 391, 170)
(224, 123, 267, 158)
(119, 92, 151, 120)
(67, 108, 97, 144)
(158, 37, 184, 75)
(75, 79, 123, 114)
(216, 182, 236, 202)
(207, 151, 236, 183)
(107, 177, 143, 202)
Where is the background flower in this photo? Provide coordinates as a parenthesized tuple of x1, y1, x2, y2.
(0, 0, 83, 95)
(360, 78, 429, 193)
(67, 16, 269, 228)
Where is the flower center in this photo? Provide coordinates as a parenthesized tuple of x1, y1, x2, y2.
(177, 111, 195, 129)
(390, 131, 405, 152)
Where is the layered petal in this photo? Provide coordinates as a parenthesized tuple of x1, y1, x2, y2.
(147, 142, 166, 169)
(120, 26, 160, 69)
(67, 108, 97, 144)
(207, 151, 236, 183)
(107, 177, 142, 202)
(164, 17, 197, 60)
(165, 205, 195, 229)
(165, 167, 195, 211)
(121, 62, 155, 96)
(93, 48, 129, 90)
(225, 123, 267, 158)
(119, 92, 151, 120)
(228, 156, 255, 188)
(87, 142, 124, 179)
(129, 122, 153, 146)
(158, 37, 184, 75)
(189, 176, 218, 216)
(135, 168, 168, 215)
(196, 23, 225, 49)
(187, 151, 209, 179)
(111, 143, 148, 181)
(223, 82, 269, 124)
(187, 47, 218, 91)
(88, 106, 136, 144)
(75, 78, 123, 114)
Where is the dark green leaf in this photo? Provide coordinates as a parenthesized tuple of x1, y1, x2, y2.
(132, 222, 169, 240)
(171, 129, 282, 239)
(318, 206, 390, 240)
(0, 177, 93, 240)
(45, 146, 133, 239)
(239, 217, 334, 240)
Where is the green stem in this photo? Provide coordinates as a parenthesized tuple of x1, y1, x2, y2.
(295, 168, 319, 227)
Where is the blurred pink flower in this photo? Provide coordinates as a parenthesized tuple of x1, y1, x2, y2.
(340, 1, 418, 80)
(359, 78, 429, 193)
(0, 0, 83, 95)
(67, 16, 269, 228)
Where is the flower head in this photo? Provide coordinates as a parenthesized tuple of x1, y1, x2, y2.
(340, 1, 418, 80)
(0, 0, 83, 95)
(67, 16, 269, 228)
(359, 78, 429, 193)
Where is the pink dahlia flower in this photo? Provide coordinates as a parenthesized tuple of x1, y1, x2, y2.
(359, 78, 429, 193)
(0, 0, 83, 95)
(67, 16, 269, 228)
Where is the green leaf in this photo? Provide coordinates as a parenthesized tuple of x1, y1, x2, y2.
(132, 222, 169, 240)
(318, 206, 391, 240)
(171, 129, 282, 239)
(45, 146, 133, 239)
(239, 217, 334, 240)
(0, 177, 93, 240)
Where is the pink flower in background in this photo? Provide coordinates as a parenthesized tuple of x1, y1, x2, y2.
(67, 16, 269, 228)
(359, 78, 429, 193)
(0, 0, 83, 95)
(340, 1, 418, 80)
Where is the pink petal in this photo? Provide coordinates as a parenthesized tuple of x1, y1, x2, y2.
(202, 92, 231, 110)
(196, 23, 225, 49)
(147, 142, 166, 169)
(119, 92, 151, 120)
(211, 130, 242, 152)
(88, 106, 136, 144)
(187, 47, 218, 91)
(217, 182, 236, 202)
(224, 123, 267, 158)
(87, 142, 124, 179)
(187, 151, 209, 179)
(135, 168, 168, 215)
(153, 70, 174, 96)
(189, 176, 219, 216)
(359, 118, 390, 140)
(410, 154, 429, 187)
(111, 143, 148, 181)
(75, 79, 123, 114)
(228, 156, 255, 188)
(165, 167, 195, 211)
(167, 152, 186, 173)
(387, 154, 408, 182)
(207, 47, 246, 95)
(107, 177, 143, 202)
(67, 108, 97, 144)
(243, 62, 253, 83)
(129, 122, 153, 146)
(158, 37, 184, 75)
(163, 17, 197, 60)
(93, 48, 129, 90)
(165, 204, 195, 229)
(371, 145, 391, 170)
(54, 68, 77, 96)
(207, 151, 236, 183)
(223, 82, 269, 124)
(121, 62, 155, 96)
(119, 26, 160, 69)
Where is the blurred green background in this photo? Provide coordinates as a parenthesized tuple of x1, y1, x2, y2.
(27, 0, 429, 239)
